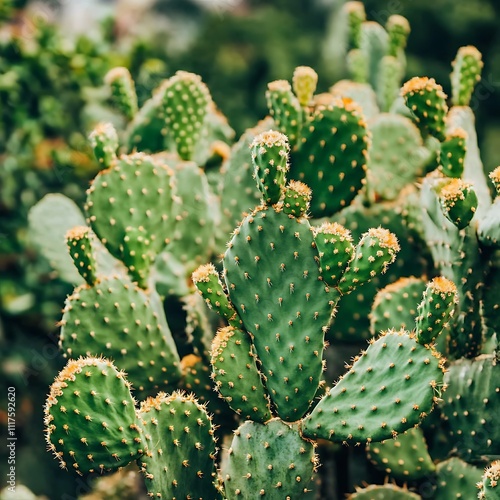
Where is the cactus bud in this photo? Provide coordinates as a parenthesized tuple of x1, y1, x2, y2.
(292, 66, 318, 107)
(251, 130, 290, 205)
(439, 128, 467, 178)
(313, 222, 354, 287)
(451, 45, 483, 107)
(386, 14, 411, 57)
(401, 76, 448, 141)
(438, 178, 478, 230)
(105, 67, 138, 120)
(344, 1, 366, 49)
(338, 227, 400, 295)
(415, 277, 458, 345)
(65, 226, 98, 286)
(89, 123, 119, 169)
(192, 263, 239, 326)
(489, 166, 500, 197)
(283, 180, 311, 217)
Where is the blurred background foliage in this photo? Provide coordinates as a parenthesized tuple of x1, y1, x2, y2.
(0, 0, 499, 497)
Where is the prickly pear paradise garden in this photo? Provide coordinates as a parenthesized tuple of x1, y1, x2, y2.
(2, 0, 500, 498)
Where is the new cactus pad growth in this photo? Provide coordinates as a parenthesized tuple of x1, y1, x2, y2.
(312, 222, 355, 287)
(210, 326, 271, 422)
(292, 66, 318, 107)
(89, 122, 119, 169)
(65, 226, 98, 286)
(162, 71, 211, 161)
(439, 128, 467, 178)
(451, 46, 484, 107)
(105, 67, 138, 120)
(44, 357, 143, 475)
(437, 178, 478, 230)
(265, 80, 303, 147)
(415, 276, 458, 345)
(401, 77, 448, 141)
(250, 130, 290, 205)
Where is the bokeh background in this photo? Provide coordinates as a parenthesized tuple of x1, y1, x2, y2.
(1, 0, 499, 497)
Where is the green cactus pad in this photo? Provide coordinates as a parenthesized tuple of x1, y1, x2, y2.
(338, 227, 400, 295)
(434, 457, 483, 500)
(348, 484, 422, 499)
(439, 128, 467, 178)
(344, 1, 366, 49)
(369, 277, 427, 336)
(283, 180, 312, 217)
(292, 66, 318, 107)
(223, 206, 333, 421)
(119, 226, 155, 289)
(451, 46, 483, 107)
(86, 152, 177, 268)
(211, 326, 271, 422)
(438, 178, 478, 230)
(59, 276, 181, 394)
(251, 130, 290, 205)
(386, 15, 411, 57)
(415, 276, 458, 345)
(401, 77, 448, 141)
(366, 113, 429, 201)
(138, 391, 220, 499)
(266, 80, 303, 148)
(162, 71, 211, 161)
(88, 122, 119, 169)
(44, 357, 143, 475)
(441, 355, 500, 461)
(366, 427, 435, 480)
(478, 461, 500, 500)
(302, 329, 445, 444)
(105, 67, 138, 120)
(193, 263, 239, 326)
(291, 97, 369, 218)
(312, 222, 354, 287)
(222, 419, 317, 500)
(65, 226, 98, 286)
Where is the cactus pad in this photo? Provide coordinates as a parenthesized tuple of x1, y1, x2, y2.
(138, 391, 220, 499)
(222, 419, 317, 499)
(302, 329, 445, 443)
(291, 98, 369, 218)
(60, 276, 181, 394)
(44, 357, 143, 475)
(223, 206, 333, 420)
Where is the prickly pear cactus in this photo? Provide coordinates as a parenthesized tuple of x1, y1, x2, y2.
(44, 357, 143, 475)
(222, 419, 317, 500)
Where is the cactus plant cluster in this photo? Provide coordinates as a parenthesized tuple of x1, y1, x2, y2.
(25, 1, 500, 498)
